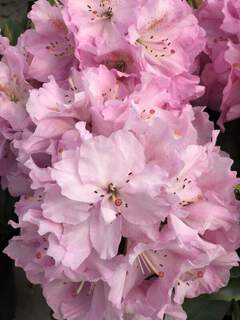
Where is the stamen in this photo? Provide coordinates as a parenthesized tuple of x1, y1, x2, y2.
(77, 281, 85, 294)
(68, 78, 77, 92)
(71, 289, 78, 297)
(141, 252, 159, 276)
(88, 283, 95, 296)
(35, 252, 42, 259)
(138, 256, 145, 274)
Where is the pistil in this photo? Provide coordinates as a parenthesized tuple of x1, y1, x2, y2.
(138, 251, 165, 278)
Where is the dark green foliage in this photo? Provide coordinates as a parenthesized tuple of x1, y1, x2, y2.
(0, 17, 31, 45)
(183, 295, 231, 320)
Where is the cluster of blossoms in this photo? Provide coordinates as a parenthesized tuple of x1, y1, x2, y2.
(198, 0, 240, 126)
(1, 0, 240, 319)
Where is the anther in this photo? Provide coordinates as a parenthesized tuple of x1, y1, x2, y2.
(35, 252, 42, 259)
(159, 271, 165, 278)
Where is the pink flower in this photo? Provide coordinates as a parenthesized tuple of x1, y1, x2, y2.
(4, 195, 61, 283)
(130, 72, 204, 118)
(22, 72, 91, 189)
(52, 130, 169, 258)
(20, 0, 76, 82)
(81, 65, 130, 135)
(81, 65, 129, 107)
(64, 0, 137, 55)
(107, 214, 226, 318)
(26, 76, 88, 124)
(175, 251, 239, 303)
(197, 0, 240, 122)
(2, 1, 240, 318)
(222, 0, 240, 38)
(0, 47, 29, 131)
(43, 279, 120, 320)
(197, 0, 230, 112)
(0, 43, 32, 195)
(219, 41, 240, 125)
(128, 0, 205, 76)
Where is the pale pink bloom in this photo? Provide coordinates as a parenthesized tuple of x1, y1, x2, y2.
(5, 189, 123, 282)
(20, 120, 92, 190)
(0, 44, 32, 195)
(198, 0, 226, 58)
(0, 44, 30, 140)
(64, 0, 137, 55)
(128, 0, 205, 76)
(198, 0, 240, 122)
(42, 185, 90, 225)
(81, 65, 130, 135)
(22, 72, 91, 189)
(81, 65, 129, 107)
(199, 63, 227, 111)
(2, 1, 240, 318)
(130, 73, 204, 119)
(197, 0, 230, 111)
(4, 202, 61, 284)
(108, 215, 223, 319)
(43, 279, 119, 320)
(125, 107, 202, 177)
(203, 225, 240, 252)
(219, 41, 240, 125)
(47, 219, 92, 270)
(52, 130, 169, 258)
(174, 251, 239, 303)
(222, 0, 240, 38)
(165, 135, 240, 230)
(0, 47, 30, 132)
(192, 107, 215, 145)
(1, 162, 31, 196)
(26, 76, 88, 124)
(0, 136, 29, 196)
(163, 304, 187, 320)
(21, 0, 76, 82)
(5, 192, 94, 278)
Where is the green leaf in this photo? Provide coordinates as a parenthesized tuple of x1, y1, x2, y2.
(209, 278, 240, 302)
(231, 267, 240, 279)
(0, 18, 28, 45)
(217, 118, 240, 174)
(183, 295, 231, 320)
(232, 301, 240, 320)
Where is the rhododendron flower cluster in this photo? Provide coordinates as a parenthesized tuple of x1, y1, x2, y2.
(1, 0, 240, 319)
(198, 0, 240, 126)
